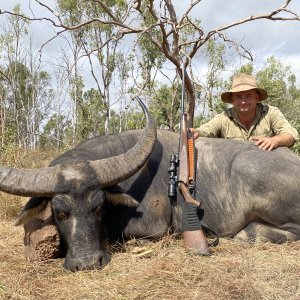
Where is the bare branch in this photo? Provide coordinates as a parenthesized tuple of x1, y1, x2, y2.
(0, 70, 12, 85)
(195, 0, 300, 52)
(82, 43, 103, 96)
(178, 0, 202, 27)
(164, 0, 179, 58)
(87, 0, 121, 23)
(1, 0, 299, 126)
(217, 32, 253, 61)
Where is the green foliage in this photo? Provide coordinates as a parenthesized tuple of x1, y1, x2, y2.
(0, 60, 52, 147)
(109, 110, 121, 134)
(180, 18, 202, 52)
(291, 121, 300, 155)
(237, 63, 254, 75)
(76, 88, 106, 140)
(136, 3, 166, 86)
(138, 33, 166, 72)
(197, 40, 228, 117)
(40, 114, 70, 149)
(0, 7, 53, 149)
(257, 56, 292, 109)
(126, 112, 145, 130)
(117, 53, 134, 82)
(193, 115, 211, 129)
(149, 83, 180, 131)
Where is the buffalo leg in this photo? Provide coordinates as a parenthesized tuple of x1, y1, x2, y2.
(235, 221, 300, 243)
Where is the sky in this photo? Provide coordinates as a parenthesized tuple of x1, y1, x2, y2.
(1, 0, 300, 87)
(193, 0, 300, 73)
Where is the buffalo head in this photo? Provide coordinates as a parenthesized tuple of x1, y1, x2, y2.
(0, 99, 156, 271)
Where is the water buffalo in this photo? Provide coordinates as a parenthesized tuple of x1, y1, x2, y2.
(0, 99, 300, 271)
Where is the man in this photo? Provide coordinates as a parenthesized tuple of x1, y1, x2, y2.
(191, 73, 299, 150)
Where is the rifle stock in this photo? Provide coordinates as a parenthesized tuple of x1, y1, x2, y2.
(178, 114, 210, 255)
(179, 184, 210, 255)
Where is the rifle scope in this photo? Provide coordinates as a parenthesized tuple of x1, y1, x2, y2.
(168, 154, 179, 199)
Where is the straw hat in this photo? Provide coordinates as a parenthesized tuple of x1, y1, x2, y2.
(221, 73, 268, 103)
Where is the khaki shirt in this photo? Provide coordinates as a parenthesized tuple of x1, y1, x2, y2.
(197, 103, 299, 141)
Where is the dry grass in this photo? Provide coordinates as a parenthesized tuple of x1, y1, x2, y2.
(0, 216, 299, 300)
(0, 150, 300, 300)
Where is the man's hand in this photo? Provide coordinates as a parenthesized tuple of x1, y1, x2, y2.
(250, 133, 295, 150)
(250, 136, 279, 151)
(189, 128, 199, 139)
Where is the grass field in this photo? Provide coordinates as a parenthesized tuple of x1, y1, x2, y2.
(0, 216, 300, 300)
(0, 150, 299, 300)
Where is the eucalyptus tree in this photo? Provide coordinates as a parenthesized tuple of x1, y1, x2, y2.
(0, 5, 28, 147)
(80, 88, 106, 138)
(0, 6, 53, 149)
(256, 56, 300, 156)
(257, 56, 297, 113)
(194, 39, 228, 118)
(56, 0, 87, 143)
(2, 1, 300, 127)
(149, 83, 180, 131)
(40, 113, 69, 149)
(57, 0, 129, 135)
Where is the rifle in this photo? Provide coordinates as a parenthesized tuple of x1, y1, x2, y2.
(168, 66, 210, 255)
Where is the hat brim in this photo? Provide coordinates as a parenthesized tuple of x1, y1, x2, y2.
(221, 87, 268, 103)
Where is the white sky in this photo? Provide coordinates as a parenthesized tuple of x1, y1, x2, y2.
(1, 0, 300, 87)
(194, 0, 300, 69)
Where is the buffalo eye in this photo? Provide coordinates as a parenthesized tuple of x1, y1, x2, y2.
(54, 209, 69, 221)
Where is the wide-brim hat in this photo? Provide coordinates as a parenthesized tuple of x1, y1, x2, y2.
(221, 73, 268, 103)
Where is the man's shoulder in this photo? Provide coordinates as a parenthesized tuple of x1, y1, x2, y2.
(260, 103, 282, 116)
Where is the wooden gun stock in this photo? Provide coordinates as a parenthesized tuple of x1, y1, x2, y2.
(179, 184, 210, 255)
(178, 113, 210, 255)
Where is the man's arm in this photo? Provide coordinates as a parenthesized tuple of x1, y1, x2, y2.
(190, 114, 225, 140)
(252, 106, 299, 150)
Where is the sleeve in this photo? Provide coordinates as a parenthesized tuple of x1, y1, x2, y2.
(269, 107, 299, 141)
(196, 114, 225, 138)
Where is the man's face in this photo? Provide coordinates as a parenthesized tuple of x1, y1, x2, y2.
(231, 89, 259, 114)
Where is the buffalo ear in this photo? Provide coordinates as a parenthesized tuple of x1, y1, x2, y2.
(14, 197, 50, 226)
(104, 191, 139, 207)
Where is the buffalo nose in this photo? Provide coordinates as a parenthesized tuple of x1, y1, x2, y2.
(64, 251, 111, 272)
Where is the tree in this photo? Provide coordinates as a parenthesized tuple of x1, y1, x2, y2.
(0, 7, 53, 149)
(79, 88, 106, 138)
(1, 1, 300, 132)
(257, 56, 296, 112)
(149, 83, 180, 131)
(3, 0, 298, 127)
(194, 39, 228, 118)
(40, 114, 70, 149)
(57, 0, 129, 135)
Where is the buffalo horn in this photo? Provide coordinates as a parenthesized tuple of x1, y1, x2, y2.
(91, 98, 156, 188)
(0, 99, 156, 196)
